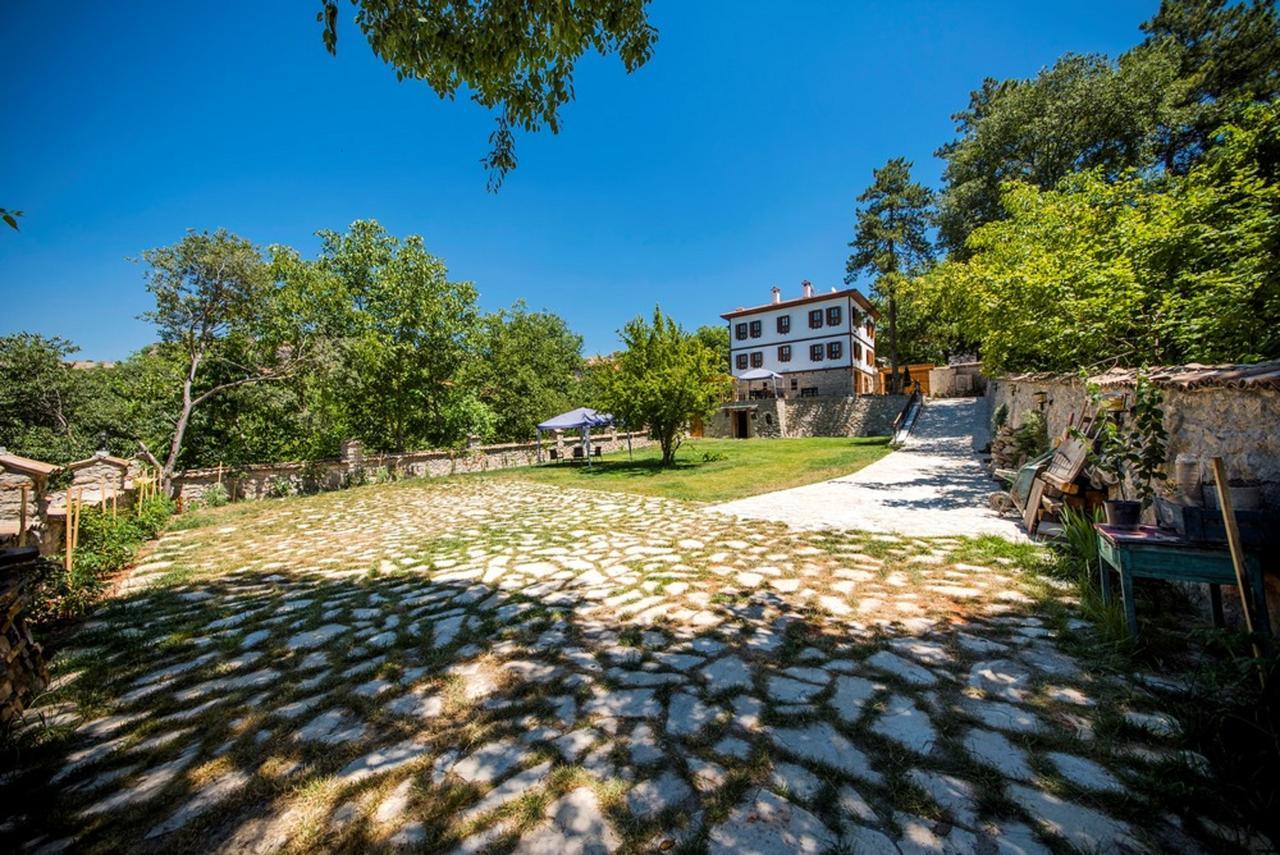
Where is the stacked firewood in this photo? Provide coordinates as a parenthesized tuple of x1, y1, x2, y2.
(0, 550, 48, 726)
(989, 425, 1025, 471)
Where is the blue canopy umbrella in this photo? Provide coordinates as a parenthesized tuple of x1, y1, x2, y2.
(535, 407, 617, 464)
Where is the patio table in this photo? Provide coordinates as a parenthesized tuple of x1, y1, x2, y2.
(1094, 523, 1271, 641)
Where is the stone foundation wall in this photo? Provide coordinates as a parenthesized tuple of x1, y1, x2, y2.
(705, 395, 905, 439)
(988, 372, 1280, 628)
(778, 367, 858, 397)
(172, 432, 654, 503)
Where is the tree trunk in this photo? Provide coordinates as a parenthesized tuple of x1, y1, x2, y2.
(659, 425, 678, 467)
(161, 352, 201, 497)
(888, 295, 900, 395)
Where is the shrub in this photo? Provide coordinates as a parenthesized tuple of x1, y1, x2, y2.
(29, 495, 174, 624)
(1012, 410, 1049, 460)
(992, 402, 1009, 431)
(201, 482, 229, 507)
(132, 495, 175, 540)
(267, 476, 295, 498)
(74, 508, 140, 576)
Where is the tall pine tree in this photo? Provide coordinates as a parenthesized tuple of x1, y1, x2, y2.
(845, 158, 934, 394)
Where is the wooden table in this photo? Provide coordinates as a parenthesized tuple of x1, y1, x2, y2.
(1095, 524, 1272, 641)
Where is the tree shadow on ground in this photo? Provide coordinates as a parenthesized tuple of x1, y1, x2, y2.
(1, 536, 1267, 855)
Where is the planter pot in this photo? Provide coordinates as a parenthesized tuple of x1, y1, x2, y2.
(1104, 499, 1141, 528)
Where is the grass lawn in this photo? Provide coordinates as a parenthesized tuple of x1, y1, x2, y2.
(485, 436, 892, 502)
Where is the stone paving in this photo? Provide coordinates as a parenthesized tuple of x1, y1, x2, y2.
(708, 398, 1024, 539)
(4, 479, 1248, 853)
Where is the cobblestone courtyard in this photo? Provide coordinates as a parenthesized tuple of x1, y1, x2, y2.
(5, 479, 1244, 853)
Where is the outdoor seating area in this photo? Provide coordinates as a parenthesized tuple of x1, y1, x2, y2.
(535, 407, 623, 465)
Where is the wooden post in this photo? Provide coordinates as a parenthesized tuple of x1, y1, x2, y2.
(217, 463, 223, 485)
(72, 489, 82, 555)
(18, 484, 28, 548)
(1210, 457, 1266, 689)
(64, 489, 75, 572)
(99, 478, 106, 511)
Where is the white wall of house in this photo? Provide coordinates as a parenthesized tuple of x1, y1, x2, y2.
(725, 288, 877, 381)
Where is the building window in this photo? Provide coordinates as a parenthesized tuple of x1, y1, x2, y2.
(735, 322, 747, 341)
(826, 305, 842, 326)
(777, 345, 792, 363)
(828, 341, 843, 359)
(808, 309, 823, 329)
(735, 353, 748, 370)
(750, 351, 763, 368)
(800, 387, 819, 398)
(809, 343, 824, 361)
(854, 342, 863, 361)
(867, 349, 874, 365)
(749, 319, 762, 338)
(777, 315, 790, 334)
(790, 378, 798, 390)
(765, 413, 773, 426)
(866, 320, 875, 338)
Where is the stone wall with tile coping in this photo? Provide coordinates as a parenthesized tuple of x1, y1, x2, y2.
(172, 431, 654, 503)
(989, 372, 1280, 629)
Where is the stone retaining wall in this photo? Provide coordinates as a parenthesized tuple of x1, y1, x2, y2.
(172, 431, 655, 503)
(988, 371, 1280, 629)
(704, 395, 905, 439)
(988, 376, 1280, 507)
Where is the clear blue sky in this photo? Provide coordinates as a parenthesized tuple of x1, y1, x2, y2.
(1, 0, 1155, 360)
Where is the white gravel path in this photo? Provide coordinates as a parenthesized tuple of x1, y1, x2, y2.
(707, 398, 1025, 539)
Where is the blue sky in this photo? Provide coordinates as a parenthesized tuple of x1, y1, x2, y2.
(1, 0, 1155, 359)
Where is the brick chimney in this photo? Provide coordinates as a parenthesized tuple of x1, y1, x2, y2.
(801, 280, 813, 298)
(771, 286, 781, 304)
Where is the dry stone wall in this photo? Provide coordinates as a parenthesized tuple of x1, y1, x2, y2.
(988, 376, 1280, 507)
(989, 372, 1280, 629)
(704, 395, 905, 439)
(172, 432, 654, 503)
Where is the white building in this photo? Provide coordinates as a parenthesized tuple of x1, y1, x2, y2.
(723, 280, 879, 398)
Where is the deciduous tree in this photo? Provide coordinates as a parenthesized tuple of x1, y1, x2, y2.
(136, 229, 309, 491)
(602, 307, 730, 466)
(471, 301, 584, 441)
(309, 221, 492, 451)
(317, 0, 657, 188)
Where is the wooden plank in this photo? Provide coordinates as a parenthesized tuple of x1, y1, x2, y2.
(1210, 456, 1266, 689)
(1041, 432, 1090, 492)
(1024, 478, 1046, 535)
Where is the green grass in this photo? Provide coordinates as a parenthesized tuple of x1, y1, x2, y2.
(482, 436, 893, 503)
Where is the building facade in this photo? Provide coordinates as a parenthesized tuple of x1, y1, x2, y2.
(724, 281, 879, 399)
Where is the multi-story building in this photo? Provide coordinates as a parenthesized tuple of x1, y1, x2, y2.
(723, 280, 879, 398)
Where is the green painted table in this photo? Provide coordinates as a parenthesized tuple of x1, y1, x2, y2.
(1095, 523, 1272, 641)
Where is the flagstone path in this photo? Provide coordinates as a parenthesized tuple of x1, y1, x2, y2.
(5, 478, 1249, 853)
(708, 398, 1023, 539)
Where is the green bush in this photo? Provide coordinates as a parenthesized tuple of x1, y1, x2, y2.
(132, 495, 175, 540)
(1012, 410, 1049, 460)
(992, 402, 1009, 431)
(74, 508, 140, 576)
(29, 496, 174, 625)
(201, 482, 229, 507)
(267, 476, 295, 498)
